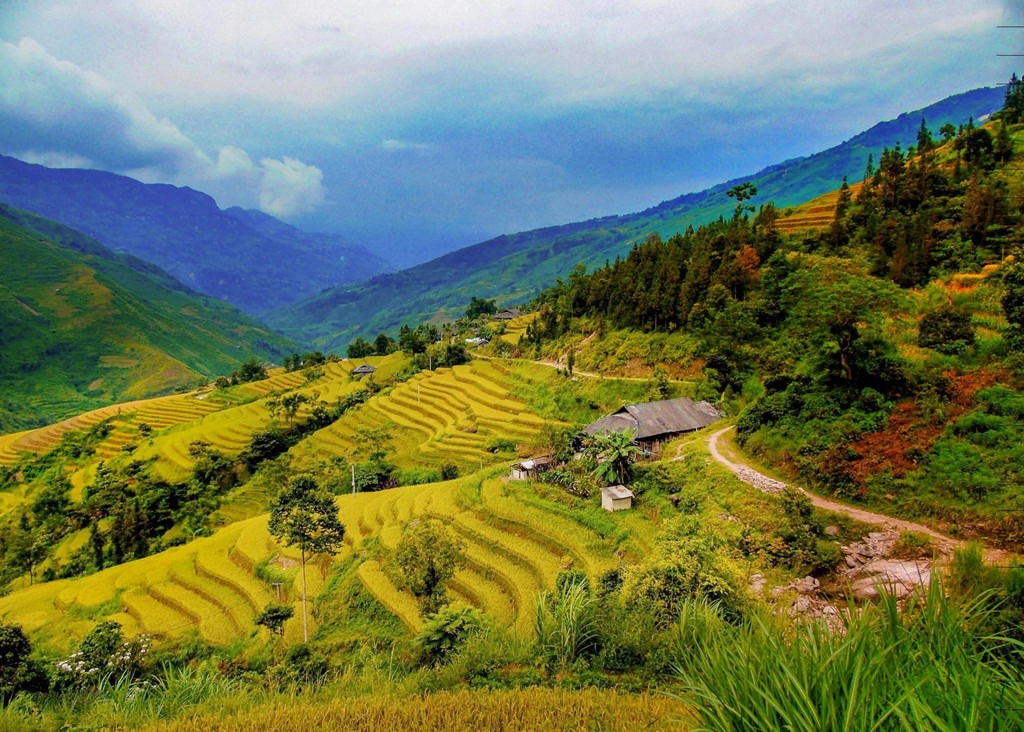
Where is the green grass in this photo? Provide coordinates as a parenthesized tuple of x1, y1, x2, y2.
(673, 581, 1024, 731)
(0, 208, 293, 432)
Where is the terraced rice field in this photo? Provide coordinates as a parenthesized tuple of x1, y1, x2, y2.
(0, 391, 220, 466)
(295, 360, 547, 472)
(1, 356, 614, 647)
(496, 313, 536, 345)
(134, 366, 363, 476)
(775, 182, 863, 235)
(330, 473, 624, 636)
(0, 469, 634, 647)
(0, 514, 325, 650)
(2, 356, 541, 487)
(0, 365, 355, 469)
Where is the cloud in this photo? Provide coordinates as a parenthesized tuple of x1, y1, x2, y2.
(0, 36, 208, 175)
(0, 36, 325, 217)
(0, 1, 1009, 261)
(379, 139, 436, 154)
(2, 1, 1002, 115)
(258, 157, 324, 217)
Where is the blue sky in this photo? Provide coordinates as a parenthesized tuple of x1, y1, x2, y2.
(0, 1, 1017, 266)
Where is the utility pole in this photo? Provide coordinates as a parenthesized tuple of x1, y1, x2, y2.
(351, 463, 356, 495)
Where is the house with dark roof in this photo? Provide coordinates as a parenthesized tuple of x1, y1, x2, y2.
(494, 307, 523, 320)
(584, 397, 721, 455)
(352, 364, 377, 379)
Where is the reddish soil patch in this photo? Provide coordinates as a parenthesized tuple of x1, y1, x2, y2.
(847, 370, 999, 487)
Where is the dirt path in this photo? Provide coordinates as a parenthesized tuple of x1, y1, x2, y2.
(535, 360, 619, 380)
(707, 426, 964, 554)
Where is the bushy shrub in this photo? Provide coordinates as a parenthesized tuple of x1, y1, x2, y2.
(919, 306, 975, 354)
(355, 459, 398, 491)
(621, 516, 747, 626)
(0, 624, 47, 701)
(53, 621, 151, 690)
(415, 604, 485, 667)
(396, 467, 442, 486)
(396, 520, 465, 613)
(485, 437, 517, 453)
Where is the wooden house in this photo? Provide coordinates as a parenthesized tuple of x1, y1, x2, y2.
(352, 364, 377, 379)
(494, 307, 523, 320)
(510, 455, 555, 480)
(584, 397, 721, 456)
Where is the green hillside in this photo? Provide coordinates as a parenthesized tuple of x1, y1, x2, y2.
(0, 206, 294, 431)
(516, 107, 1024, 547)
(0, 156, 392, 315)
(269, 87, 1004, 350)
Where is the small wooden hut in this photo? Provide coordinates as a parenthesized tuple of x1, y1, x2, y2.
(510, 455, 555, 480)
(352, 364, 376, 379)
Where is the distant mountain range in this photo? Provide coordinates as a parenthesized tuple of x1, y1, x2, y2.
(0, 205, 294, 431)
(0, 155, 392, 315)
(267, 86, 1005, 350)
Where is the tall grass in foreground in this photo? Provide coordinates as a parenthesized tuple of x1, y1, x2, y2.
(673, 580, 1024, 731)
(143, 687, 688, 732)
(0, 665, 260, 732)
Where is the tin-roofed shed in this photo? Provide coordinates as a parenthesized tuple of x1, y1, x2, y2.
(510, 455, 555, 480)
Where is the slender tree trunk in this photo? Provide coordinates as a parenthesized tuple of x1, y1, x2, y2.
(301, 546, 308, 643)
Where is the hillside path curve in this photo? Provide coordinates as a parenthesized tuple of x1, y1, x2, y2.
(707, 426, 964, 555)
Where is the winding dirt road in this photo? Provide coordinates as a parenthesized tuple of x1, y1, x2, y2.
(707, 426, 963, 554)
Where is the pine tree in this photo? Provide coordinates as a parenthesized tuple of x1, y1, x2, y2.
(995, 119, 1013, 163)
(916, 118, 933, 153)
(830, 177, 852, 250)
(1003, 72, 1024, 124)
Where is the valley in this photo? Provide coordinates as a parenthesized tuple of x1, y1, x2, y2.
(0, 86, 1023, 731)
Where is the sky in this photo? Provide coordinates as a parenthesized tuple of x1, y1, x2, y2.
(0, 1, 1018, 266)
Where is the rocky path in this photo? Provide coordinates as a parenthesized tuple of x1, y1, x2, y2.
(707, 426, 962, 554)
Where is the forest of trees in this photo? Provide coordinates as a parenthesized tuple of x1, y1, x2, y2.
(523, 102, 1024, 517)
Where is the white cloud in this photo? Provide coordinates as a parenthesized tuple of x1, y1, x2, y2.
(258, 156, 325, 217)
(1, 0, 1002, 114)
(380, 139, 436, 154)
(14, 150, 95, 169)
(0, 37, 326, 218)
(0, 36, 210, 174)
(212, 145, 257, 179)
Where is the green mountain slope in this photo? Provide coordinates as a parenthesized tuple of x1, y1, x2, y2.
(0, 155, 392, 315)
(269, 87, 1004, 350)
(0, 205, 294, 431)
